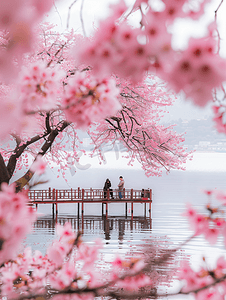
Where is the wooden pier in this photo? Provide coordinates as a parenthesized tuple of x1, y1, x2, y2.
(28, 188, 152, 219)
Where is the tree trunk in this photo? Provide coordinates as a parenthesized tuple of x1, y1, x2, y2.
(0, 153, 10, 187)
(13, 121, 70, 192)
(15, 170, 34, 192)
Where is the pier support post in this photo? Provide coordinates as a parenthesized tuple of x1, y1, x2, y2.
(82, 213, 84, 233)
(131, 189, 133, 220)
(77, 203, 80, 217)
(125, 202, 127, 218)
(81, 189, 84, 233)
(52, 203, 55, 218)
(82, 189, 84, 215)
(149, 202, 151, 218)
(77, 218, 80, 230)
(149, 188, 152, 218)
(106, 203, 108, 219)
(144, 203, 146, 217)
(55, 190, 58, 215)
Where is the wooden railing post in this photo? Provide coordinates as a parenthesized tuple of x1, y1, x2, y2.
(107, 189, 110, 200)
(131, 189, 133, 200)
(48, 187, 51, 199)
(78, 187, 80, 199)
(52, 189, 55, 200)
(82, 189, 84, 201)
(71, 188, 73, 201)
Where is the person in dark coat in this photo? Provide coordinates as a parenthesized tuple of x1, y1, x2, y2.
(103, 178, 114, 199)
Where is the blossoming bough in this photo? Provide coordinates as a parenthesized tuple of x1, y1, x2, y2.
(0, 0, 226, 299)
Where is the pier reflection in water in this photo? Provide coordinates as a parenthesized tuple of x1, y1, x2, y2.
(33, 214, 152, 242)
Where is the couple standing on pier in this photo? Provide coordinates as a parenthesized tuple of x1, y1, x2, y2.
(103, 176, 124, 199)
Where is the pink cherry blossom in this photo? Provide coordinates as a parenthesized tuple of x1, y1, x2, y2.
(18, 61, 64, 113)
(164, 35, 226, 107)
(62, 72, 121, 129)
(30, 155, 47, 175)
(0, 0, 54, 82)
(216, 191, 226, 205)
(47, 222, 76, 267)
(75, 5, 151, 83)
(0, 84, 23, 139)
(0, 183, 36, 265)
(213, 105, 226, 134)
(76, 238, 102, 270)
(204, 227, 220, 245)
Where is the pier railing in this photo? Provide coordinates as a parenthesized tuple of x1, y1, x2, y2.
(28, 188, 152, 219)
(28, 188, 152, 202)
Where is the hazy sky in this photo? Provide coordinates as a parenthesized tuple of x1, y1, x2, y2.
(163, 93, 213, 121)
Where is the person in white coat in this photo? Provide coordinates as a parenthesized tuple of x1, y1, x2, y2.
(118, 176, 124, 199)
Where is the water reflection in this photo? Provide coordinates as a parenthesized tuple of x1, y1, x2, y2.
(33, 215, 152, 241)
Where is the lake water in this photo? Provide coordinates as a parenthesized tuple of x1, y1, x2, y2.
(24, 152, 226, 298)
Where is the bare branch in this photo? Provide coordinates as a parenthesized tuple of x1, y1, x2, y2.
(80, 0, 87, 37)
(67, 0, 80, 29)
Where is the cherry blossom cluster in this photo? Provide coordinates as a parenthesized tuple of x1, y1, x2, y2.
(179, 258, 226, 300)
(76, 0, 226, 108)
(213, 104, 226, 134)
(0, 221, 153, 299)
(76, 1, 152, 83)
(174, 190, 226, 299)
(184, 190, 226, 245)
(0, 83, 23, 139)
(62, 71, 121, 129)
(163, 33, 226, 107)
(0, 222, 77, 298)
(0, 183, 36, 266)
(18, 62, 64, 113)
(30, 155, 47, 175)
(0, 0, 53, 82)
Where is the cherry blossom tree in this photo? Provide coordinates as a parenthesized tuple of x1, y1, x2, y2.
(0, 23, 189, 190)
(1, 0, 226, 299)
